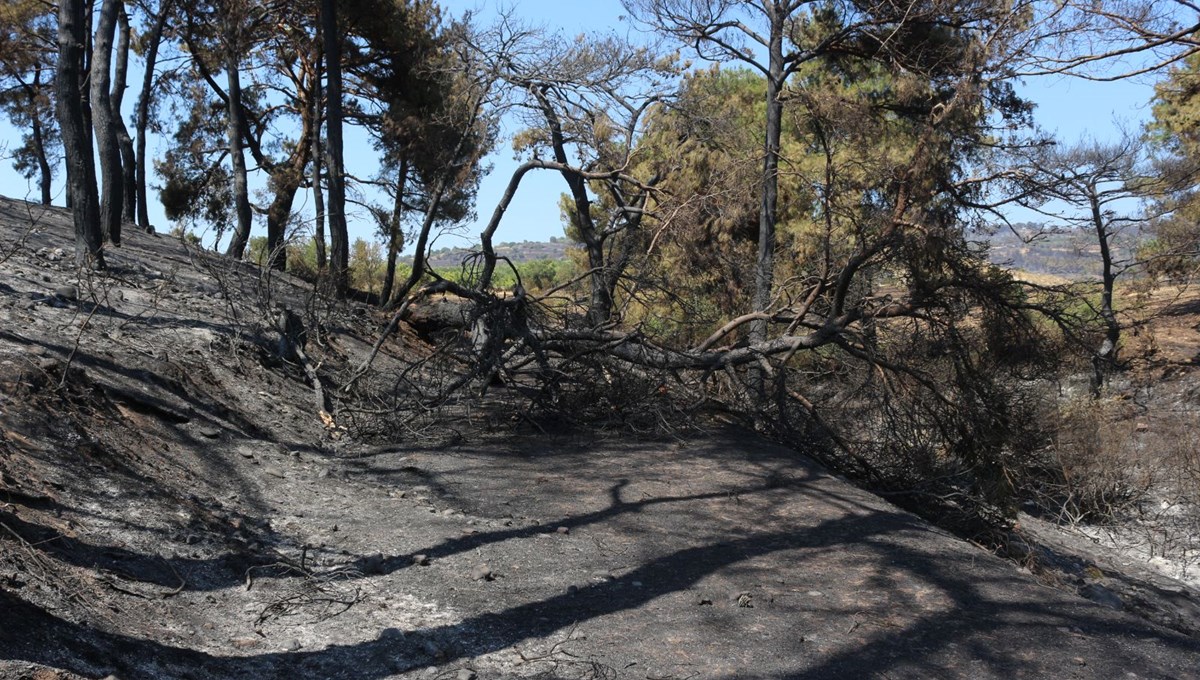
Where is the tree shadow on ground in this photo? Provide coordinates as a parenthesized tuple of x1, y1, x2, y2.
(343, 472, 820, 577)
(3, 485, 1197, 679)
(1161, 297, 1200, 316)
(0, 468, 812, 595)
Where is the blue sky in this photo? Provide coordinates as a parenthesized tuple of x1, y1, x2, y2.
(0, 0, 1164, 251)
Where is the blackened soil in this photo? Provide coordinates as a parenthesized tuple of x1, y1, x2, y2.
(1, 197, 1198, 679)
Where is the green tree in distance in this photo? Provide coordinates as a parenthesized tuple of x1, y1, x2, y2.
(1147, 52, 1200, 279)
(0, 0, 59, 206)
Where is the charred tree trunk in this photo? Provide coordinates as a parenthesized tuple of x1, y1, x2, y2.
(600, 181, 653, 313)
(113, 6, 136, 223)
(530, 87, 610, 324)
(223, 39, 254, 259)
(31, 114, 52, 206)
(386, 179, 444, 308)
(322, 0, 349, 295)
(80, 4, 94, 164)
(582, 236, 609, 323)
(751, 5, 785, 348)
(135, 0, 171, 231)
(26, 67, 53, 206)
(381, 158, 408, 304)
(1090, 187, 1120, 396)
(310, 39, 327, 270)
(56, 0, 104, 267)
(91, 0, 124, 246)
(561, 174, 608, 323)
(264, 120, 314, 272)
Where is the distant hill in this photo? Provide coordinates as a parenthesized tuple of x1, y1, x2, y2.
(410, 238, 574, 269)
(405, 224, 1141, 279)
(982, 223, 1143, 280)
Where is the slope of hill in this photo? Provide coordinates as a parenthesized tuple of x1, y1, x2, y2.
(416, 226, 1123, 281)
(413, 239, 573, 270)
(0, 197, 1198, 680)
(983, 223, 1142, 280)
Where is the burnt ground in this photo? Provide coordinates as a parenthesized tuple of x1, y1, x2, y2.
(0, 196, 1198, 679)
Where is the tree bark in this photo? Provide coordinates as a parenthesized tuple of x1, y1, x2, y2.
(136, 1, 172, 231)
(80, 3, 94, 162)
(477, 161, 539, 291)
(264, 119, 314, 272)
(530, 87, 610, 324)
(56, 0, 104, 267)
(751, 4, 785, 348)
(385, 176, 445, 308)
(381, 157, 408, 303)
(91, 0, 124, 246)
(322, 0, 350, 295)
(31, 113, 52, 206)
(1090, 187, 1120, 396)
(600, 181, 652, 313)
(113, 5, 136, 224)
(222, 31, 254, 259)
(311, 39, 327, 270)
(27, 67, 53, 206)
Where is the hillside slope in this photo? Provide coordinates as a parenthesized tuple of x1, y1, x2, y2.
(415, 240, 572, 270)
(1, 197, 1198, 679)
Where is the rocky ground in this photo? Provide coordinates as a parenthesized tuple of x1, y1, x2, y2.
(1, 197, 1199, 679)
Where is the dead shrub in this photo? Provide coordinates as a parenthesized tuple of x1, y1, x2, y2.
(1162, 412, 1200, 501)
(1139, 409, 1200, 565)
(763, 317, 1057, 539)
(1033, 397, 1157, 524)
